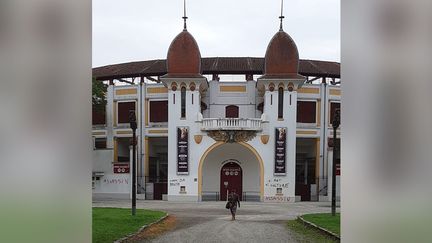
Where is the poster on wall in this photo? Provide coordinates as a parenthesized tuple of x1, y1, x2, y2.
(177, 127, 189, 174)
(274, 127, 287, 175)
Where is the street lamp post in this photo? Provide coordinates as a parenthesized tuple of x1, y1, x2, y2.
(331, 108, 340, 216)
(129, 110, 137, 216)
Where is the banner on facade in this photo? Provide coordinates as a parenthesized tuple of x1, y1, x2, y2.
(177, 127, 189, 174)
(274, 127, 287, 175)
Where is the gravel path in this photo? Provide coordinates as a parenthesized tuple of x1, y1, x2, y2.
(93, 199, 338, 243)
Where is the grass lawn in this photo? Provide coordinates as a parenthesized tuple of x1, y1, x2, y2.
(301, 213, 340, 236)
(287, 219, 339, 243)
(93, 207, 166, 243)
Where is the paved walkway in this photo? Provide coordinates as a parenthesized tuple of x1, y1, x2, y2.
(93, 199, 338, 243)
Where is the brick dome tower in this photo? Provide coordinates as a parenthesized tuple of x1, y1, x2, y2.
(261, 30, 304, 80)
(164, 30, 203, 78)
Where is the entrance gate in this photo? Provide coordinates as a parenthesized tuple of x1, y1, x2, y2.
(220, 162, 242, 201)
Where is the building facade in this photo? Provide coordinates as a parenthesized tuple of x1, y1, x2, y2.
(92, 21, 340, 202)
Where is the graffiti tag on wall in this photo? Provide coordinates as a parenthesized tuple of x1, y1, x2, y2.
(265, 178, 289, 188)
(264, 196, 292, 202)
(103, 178, 129, 185)
(169, 178, 185, 187)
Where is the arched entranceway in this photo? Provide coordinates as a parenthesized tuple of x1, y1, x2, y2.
(199, 142, 263, 201)
(220, 161, 242, 201)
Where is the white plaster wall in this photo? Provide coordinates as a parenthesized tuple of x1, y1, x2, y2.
(93, 174, 130, 193)
(208, 104, 257, 119)
(208, 81, 258, 119)
(259, 89, 298, 202)
(167, 87, 203, 200)
(201, 143, 260, 193)
(95, 81, 342, 201)
(92, 149, 113, 172)
(165, 85, 304, 202)
(92, 149, 132, 194)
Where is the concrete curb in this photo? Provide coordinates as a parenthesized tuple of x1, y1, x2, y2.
(115, 213, 169, 243)
(297, 216, 340, 241)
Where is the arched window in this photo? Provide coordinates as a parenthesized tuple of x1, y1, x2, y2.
(225, 105, 239, 118)
(181, 87, 186, 118)
(278, 87, 284, 119)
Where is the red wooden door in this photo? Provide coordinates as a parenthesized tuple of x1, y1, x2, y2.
(153, 182, 167, 200)
(225, 105, 239, 118)
(220, 162, 242, 201)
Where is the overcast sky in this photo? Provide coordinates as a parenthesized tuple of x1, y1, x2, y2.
(93, 0, 340, 68)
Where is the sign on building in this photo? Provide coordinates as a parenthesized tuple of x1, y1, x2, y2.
(274, 127, 287, 175)
(177, 127, 189, 174)
(113, 163, 130, 173)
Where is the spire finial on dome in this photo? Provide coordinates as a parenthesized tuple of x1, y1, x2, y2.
(279, 0, 285, 31)
(182, 0, 188, 31)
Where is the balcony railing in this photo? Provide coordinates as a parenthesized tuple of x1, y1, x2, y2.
(200, 118, 262, 131)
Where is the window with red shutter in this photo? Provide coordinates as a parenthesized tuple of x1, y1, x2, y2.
(150, 100, 168, 122)
(118, 102, 136, 124)
(92, 105, 106, 125)
(330, 102, 340, 124)
(297, 101, 317, 123)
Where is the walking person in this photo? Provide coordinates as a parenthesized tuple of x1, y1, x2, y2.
(227, 189, 240, 220)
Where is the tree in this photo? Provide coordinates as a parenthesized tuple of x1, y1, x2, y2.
(92, 77, 107, 111)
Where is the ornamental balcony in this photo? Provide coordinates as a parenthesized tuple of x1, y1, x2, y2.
(200, 118, 263, 131)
